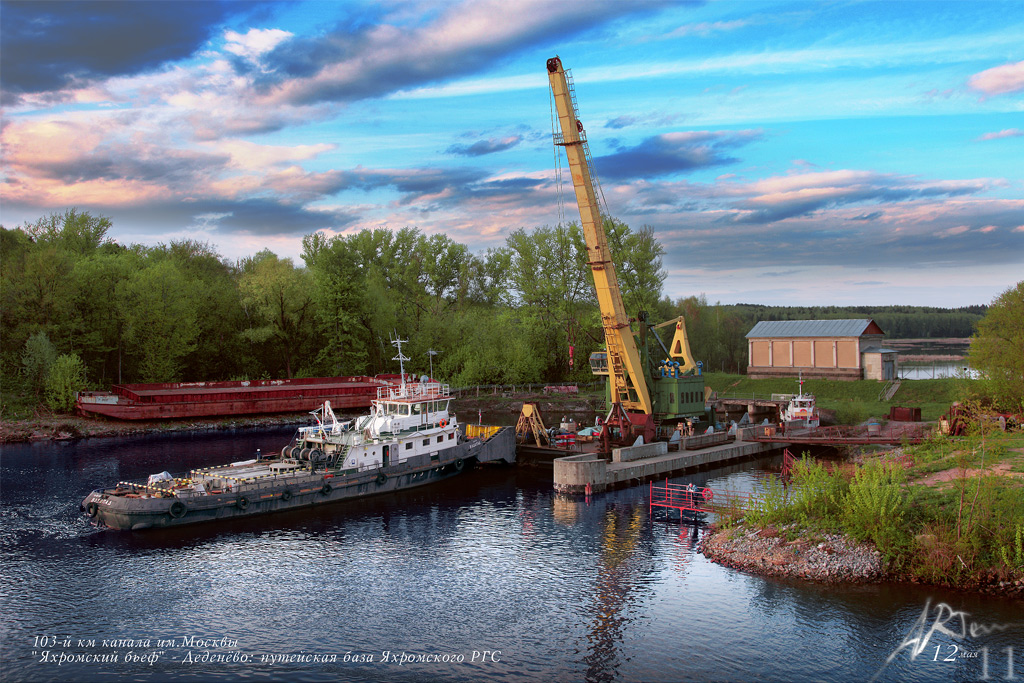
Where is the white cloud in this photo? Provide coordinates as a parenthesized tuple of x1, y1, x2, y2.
(223, 28, 293, 63)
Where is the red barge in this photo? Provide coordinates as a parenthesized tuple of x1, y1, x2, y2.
(75, 374, 415, 421)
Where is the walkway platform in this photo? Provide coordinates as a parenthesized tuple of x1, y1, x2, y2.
(553, 431, 784, 494)
(745, 422, 930, 446)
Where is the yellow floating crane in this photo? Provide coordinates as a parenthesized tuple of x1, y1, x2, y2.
(546, 56, 706, 442)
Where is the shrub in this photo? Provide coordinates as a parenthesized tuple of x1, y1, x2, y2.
(21, 331, 57, 397)
(843, 459, 908, 553)
(44, 354, 87, 412)
(746, 475, 790, 526)
(789, 456, 848, 528)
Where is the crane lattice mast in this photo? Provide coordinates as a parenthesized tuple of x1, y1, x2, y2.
(546, 56, 652, 416)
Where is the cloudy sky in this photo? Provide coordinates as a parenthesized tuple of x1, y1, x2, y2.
(2, 0, 1022, 307)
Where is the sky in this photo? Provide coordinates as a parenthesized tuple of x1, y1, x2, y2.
(2, 0, 1022, 307)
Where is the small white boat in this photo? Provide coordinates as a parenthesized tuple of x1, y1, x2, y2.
(783, 374, 819, 428)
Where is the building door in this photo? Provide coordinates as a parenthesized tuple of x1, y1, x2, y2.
(884, 359, 895, 380)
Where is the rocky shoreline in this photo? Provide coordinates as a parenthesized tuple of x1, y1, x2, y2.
(700, 521, 1024, 596)
(701, 521, 884, 583)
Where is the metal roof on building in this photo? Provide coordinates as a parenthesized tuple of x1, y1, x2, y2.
(746, 319, 883, 339)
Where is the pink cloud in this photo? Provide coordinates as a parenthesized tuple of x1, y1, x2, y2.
(967, 60, 1024, 96)
(977, 128, 1024, 141)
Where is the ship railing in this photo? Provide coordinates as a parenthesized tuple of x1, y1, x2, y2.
(376, 382, 450, 401)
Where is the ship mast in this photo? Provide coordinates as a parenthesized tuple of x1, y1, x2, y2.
(391, 334, 410, 395)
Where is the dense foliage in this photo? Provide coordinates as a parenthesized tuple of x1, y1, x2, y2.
(0, 209, 996, 413)
(967, 281, 1024, 412)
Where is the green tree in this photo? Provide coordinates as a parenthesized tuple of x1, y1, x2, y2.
(302, 232, 369, 375)
(157, 240, 248, 381)
(26, 208, 112, 255)
(606, 221, 666, 317)
(45, 353, 87, 412)
(21, 331, 58, 397)
(68, 248, 139, 384)
(238, 251, 315, 378)
(968, 281, 1024, 411)
(120, 259, 201, 382)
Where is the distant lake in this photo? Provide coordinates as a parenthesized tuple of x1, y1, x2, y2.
(886, 339, 976, 380)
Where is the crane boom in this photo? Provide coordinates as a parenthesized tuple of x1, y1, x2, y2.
(546, 56, 652, 415)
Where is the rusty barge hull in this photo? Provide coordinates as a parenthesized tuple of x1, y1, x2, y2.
(76, 375, 409, 421)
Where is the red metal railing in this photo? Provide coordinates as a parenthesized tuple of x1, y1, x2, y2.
(649, 481, 756, 516)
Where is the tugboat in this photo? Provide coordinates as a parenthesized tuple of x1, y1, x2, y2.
(81, 338, 515, 530)
(782, 373, 820, 428)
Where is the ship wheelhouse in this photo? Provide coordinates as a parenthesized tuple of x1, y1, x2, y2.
(287, 381, 460, 474)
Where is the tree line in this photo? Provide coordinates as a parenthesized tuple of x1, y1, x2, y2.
(0, 209, 991, 410)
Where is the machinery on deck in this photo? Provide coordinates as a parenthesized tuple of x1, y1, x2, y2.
(546, 56, 708, 445)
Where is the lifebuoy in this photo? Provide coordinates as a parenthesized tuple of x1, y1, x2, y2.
(439, 419, 447, 428)
(376, 472, 388, 486)
(281, 490, 293, 502)
(454, 458, 464, 472)
(701, 487, 714, 503)
(237, 496, 250, 510)
(86, 502, 99, 518)
(321, 483, 332, 495)
(169, 500, 187, 518)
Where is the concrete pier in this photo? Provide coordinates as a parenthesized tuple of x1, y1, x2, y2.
(553, 430, 786, 494)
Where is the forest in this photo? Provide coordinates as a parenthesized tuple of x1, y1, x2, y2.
(1, 209, 988, 407)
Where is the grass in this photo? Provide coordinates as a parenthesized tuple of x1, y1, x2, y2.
(741, 425, 1024, 587)
(703, 372, 962, 422)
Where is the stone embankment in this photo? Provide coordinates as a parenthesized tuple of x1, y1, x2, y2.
(701, 521, 884, 583)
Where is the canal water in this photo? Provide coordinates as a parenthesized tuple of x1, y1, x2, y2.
(1, 428, 1021, 683)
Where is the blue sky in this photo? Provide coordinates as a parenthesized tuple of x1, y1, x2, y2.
(2, 0, 1021, 307)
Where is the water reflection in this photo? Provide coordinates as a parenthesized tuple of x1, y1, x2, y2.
(1, 432, 1021, 683)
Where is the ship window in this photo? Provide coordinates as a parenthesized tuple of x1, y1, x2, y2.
(400, 404, 410, 416)
(423, 439, 429, 446)
(448, 433, 454, 440)
(405, 442, 413, 450)
(437, 436, 443, 444)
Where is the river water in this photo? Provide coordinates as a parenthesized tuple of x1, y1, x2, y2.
(1, 428, 1021, 683)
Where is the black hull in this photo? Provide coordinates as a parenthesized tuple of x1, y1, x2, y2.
(83, 428, 515, 531)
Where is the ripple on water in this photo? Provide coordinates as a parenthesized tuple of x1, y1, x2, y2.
(2, 440, 1022, 682)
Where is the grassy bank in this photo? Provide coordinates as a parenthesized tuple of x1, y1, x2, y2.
(723, 424, 1024, 591)
(702, 372, 961, 423)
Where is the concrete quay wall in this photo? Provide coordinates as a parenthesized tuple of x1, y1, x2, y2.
(553, 440, 782, 494)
